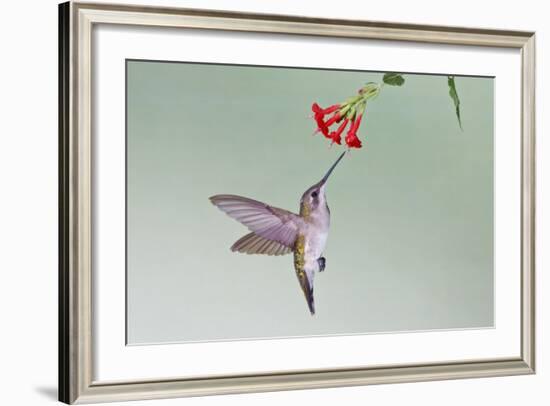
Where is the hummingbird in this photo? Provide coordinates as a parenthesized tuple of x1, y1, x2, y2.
(209, 151, 346, 315)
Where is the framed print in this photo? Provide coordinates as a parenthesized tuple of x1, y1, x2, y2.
(58, 1, 536, 404)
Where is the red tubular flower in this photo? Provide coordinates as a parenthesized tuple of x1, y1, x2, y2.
(312, 103, 340, 116)
(345, 132, 362, 148)
(312, 102, 323, 114)
(329, 118, 349, 145)
(310, 84, 374, 149)
(311, 103, 342, 137)
(345, 114, 364, 148)
(314, 114, 329, 136)
(324, 111, 341, 128)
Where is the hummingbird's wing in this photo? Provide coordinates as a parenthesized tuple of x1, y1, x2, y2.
(231, 232, 293, 256)
(209, 194, 303, 249)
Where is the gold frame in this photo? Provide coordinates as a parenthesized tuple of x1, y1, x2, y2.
(58, 1, 536, 404)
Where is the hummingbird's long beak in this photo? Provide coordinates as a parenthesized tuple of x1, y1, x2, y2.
(320, 151, 346, 185)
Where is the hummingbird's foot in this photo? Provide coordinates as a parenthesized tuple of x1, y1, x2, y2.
(318, 257, 326, 272)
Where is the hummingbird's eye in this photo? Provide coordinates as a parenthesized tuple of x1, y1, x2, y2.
(311, 191, 318, 198)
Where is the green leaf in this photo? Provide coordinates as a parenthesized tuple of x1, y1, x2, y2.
(447, 76, 463, 130)
(382, 73, 405, 86)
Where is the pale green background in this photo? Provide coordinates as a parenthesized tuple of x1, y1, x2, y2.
(126, 60, 494, 345)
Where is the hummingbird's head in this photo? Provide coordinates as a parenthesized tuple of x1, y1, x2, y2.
(300, 182, 326, 215)
(300, 151, 346, 216)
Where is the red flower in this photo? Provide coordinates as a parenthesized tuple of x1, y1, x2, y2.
(311, 103, 341, 137)
(345, 114, 363, 148)
(328, 118, 349, 145)
(345, 132, 362, 148)
(314, 114, 329, 136)
(312, 103, 340, 116)
(324, 111, 341, 128)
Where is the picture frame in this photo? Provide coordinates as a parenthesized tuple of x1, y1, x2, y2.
(59, 1, 535, 404)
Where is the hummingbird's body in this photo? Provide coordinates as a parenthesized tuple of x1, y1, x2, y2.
(210, 152, 346, 315)
(293, 195, 331, 314)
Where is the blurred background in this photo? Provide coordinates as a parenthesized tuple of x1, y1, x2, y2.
(126, 60, 494, 344)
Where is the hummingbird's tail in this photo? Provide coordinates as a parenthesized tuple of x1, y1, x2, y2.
(296, 270, 315, 316)
(305, 287, 315, 316)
